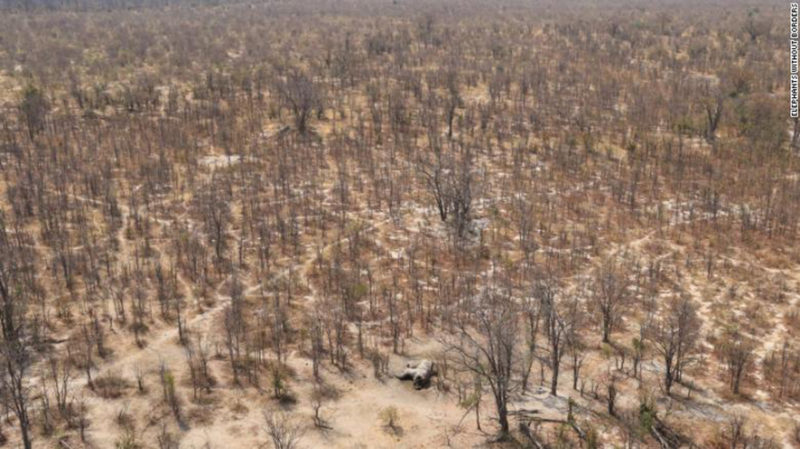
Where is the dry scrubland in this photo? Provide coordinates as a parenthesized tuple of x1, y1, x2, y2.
(0, 0, 797, 447)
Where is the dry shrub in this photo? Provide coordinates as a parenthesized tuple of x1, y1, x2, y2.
(740, 302, 771, 337)
(786, 309, 800, 336)
(186, 406, 214, 426)
(95, 373, 131, 399)
(379, 406, 401, 435)
(230, 398, 249, 415)
(115, 427, 141, 449)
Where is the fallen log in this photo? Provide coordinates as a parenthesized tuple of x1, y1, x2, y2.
(650, 416, 694, 449)
(518, 422, 547, 449)
(570, 420, 586, 440)
(651, 425, 672, 449)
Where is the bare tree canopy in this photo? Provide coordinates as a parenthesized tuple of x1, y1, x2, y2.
(0, 0, 792, 447)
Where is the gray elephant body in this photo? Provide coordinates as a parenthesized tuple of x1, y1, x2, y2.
(396, 359, 434, 389)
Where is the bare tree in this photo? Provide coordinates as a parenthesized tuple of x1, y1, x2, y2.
(18, 85, 49, 140)
(418, 144, 451, 222)
(308, 310, 324, 382)
(196, 179, 231, 265)
(646, 295, 701, 395)
(444, 286, 517, 438)
(223, 273, 245, 385)
(264, 410, 304, 449)
(0, 215, 34, 449)
(716, 327, 756, 395)
(520, 290, 542, 392)
(565, 301, 587, 392)
(277, 69, 321, 135)
(48, 355, 72, 419)
(160, 363, 181, 421)
(591, 262, 630, 344)
(701, 85, 724, 143)
(716, 414, 780, 449)
(538, 278, 580, 396)
(447, 147, 474, 239)
(443, 66, 461, 140)
(310, 385, 331, 430)
(743, 10, 769, 42)
(514, 195, 538, 267)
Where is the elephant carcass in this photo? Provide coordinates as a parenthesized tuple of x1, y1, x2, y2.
(396, 360, 434, 389)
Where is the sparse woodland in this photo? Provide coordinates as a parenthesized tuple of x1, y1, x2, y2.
(0, 0, 797, 448)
